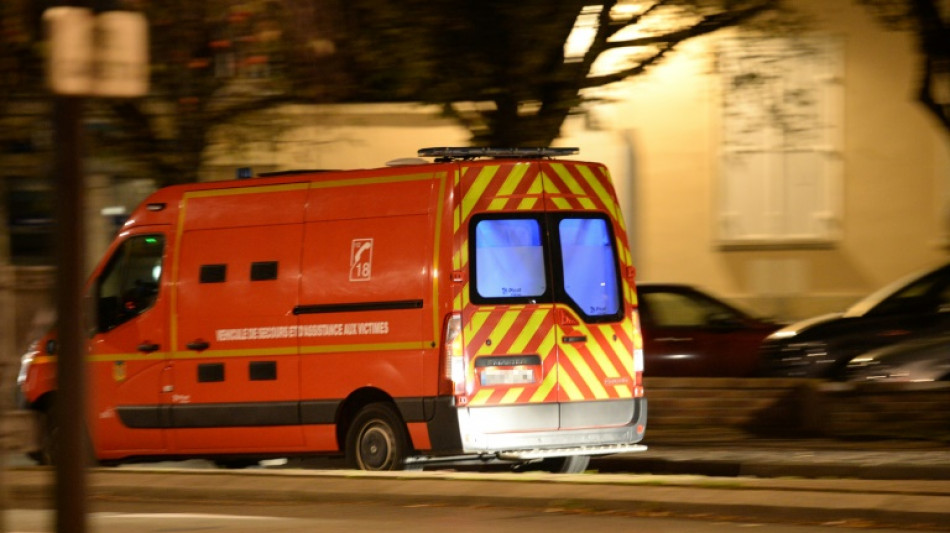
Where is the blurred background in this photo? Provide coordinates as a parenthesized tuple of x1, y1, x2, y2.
(0, 0, 948, 392)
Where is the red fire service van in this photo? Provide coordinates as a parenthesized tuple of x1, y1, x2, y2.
(18, 147, 647, 472)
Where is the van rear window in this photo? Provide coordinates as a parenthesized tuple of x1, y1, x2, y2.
(470, 213, 623, 322)
(558, 218, 620, 317)
(473, 218, 546, 299)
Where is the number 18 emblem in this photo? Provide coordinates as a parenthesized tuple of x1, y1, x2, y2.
(350, 238, 373, 281)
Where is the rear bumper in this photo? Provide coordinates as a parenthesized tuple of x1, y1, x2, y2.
(427, 397, 647, 456)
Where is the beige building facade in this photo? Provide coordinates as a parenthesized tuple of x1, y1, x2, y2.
(204, 0, 950, 322)
(3, 0, 948, 374)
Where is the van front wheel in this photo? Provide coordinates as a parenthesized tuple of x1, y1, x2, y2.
(345, 403, 412, 471)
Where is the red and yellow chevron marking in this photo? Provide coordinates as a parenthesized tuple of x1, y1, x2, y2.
(452, 160, 640, 407)
(462, 305, 638, 407)
(464, 306, 557, 407)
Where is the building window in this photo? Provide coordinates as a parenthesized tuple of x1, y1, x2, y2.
(717, 36, 843, 247)
(7, 177, 53, 265)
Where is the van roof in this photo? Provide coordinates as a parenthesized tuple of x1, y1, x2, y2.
(417, 147, 578, 161)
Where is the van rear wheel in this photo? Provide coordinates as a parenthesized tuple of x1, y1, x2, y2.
(515, 455, 590, 474)
(345, 403, 413, 471)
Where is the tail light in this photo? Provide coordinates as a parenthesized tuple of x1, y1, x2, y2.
(632, 314, 645, 397)
(443, 313, 465, 395)
(633, 349, 644, 397)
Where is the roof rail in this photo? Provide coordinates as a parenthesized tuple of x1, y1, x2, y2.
(256, 169, 335, 177)
(417, 147, 579, 161)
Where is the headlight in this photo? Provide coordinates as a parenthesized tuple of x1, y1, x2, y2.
(17, 341, 39, 386)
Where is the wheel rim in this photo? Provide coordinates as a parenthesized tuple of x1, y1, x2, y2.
(357, 421, 396, 470)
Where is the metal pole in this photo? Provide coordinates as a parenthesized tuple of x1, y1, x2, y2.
(53, 95, 87, 533)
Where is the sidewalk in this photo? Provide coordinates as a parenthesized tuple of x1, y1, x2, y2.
(596, 435, 950, 480)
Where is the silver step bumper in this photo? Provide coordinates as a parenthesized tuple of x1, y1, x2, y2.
(498, 443, 647, 461)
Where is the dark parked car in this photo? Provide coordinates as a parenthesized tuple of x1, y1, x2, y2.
(846, 333, 950, 382)
(636, 283, 781, 377)
(760, 262, 950, 379)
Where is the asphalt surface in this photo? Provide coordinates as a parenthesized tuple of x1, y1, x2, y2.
(5, 438, 950, 530)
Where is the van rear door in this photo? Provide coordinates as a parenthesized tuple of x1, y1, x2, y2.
(457, 161, 560, 434)
(456, 160, 640, 435)
(540, 160, 640, 427)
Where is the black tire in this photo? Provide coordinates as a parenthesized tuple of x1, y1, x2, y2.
(34, 400, 97, 466)
(213, 459, 259, 469)
(34, 405, 57, 466)
(515, 455, 590, 474)
(345, 402, 413, 471)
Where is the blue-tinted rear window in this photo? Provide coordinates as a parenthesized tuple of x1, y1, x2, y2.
(559, 218, 620, 317)
(473, 219, 546, 299)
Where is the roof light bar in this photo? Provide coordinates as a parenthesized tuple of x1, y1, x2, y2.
(417, 147, 579, 160)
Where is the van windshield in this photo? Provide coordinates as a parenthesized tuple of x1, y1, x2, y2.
(470, 214, 622, 322)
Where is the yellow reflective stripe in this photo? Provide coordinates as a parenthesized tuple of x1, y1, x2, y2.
(489, 310, 522, 351)
(470, 389, 494, 405)
(550, 163, 595, 209)
(537, 326, 556, 364)
(186, 182, 309, 199)
(488, 163, 530, 211)
(173, 347, 296, 359)
(603, 322, 635, 376)
(466, 311, 489, 351)
(552, 197, 572, 210)
(624, 278, 637, 306)
(577, 165, 620, 221)
(308, 172, 435, 190)
(588, 325, 624, 379)
(509, 310, 548, 353)
(431, 174, 447, 341)
(530, 363, 559, 402)
(88, 353, 163, 362)
(613, 385, 633, 398)
(556, 363, 584, 401)
(541, 171, 573, 210)
(616, 235, 631, 266)
(299, 341, 429, 355)
(562, 344, 610, 399)
(516, 174, 543, 210)
(461, 165, 498, 221)
(460, 235, 469, 273)
(501, 387, 524, 404)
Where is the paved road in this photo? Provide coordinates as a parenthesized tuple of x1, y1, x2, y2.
(5, 500, 932, 533)
(5, 438, 950, 530)
(6, 462, 950, 530)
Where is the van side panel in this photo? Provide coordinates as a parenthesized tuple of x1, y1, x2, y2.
(171, 185, 308, 452)
(298, 171, 446, 451)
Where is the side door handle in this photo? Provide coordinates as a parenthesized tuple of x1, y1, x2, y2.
(186, 339, 210, 351)
(562, 335, 587, 343)
(137, 342, 160, 353)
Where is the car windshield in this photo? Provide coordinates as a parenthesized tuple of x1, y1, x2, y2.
(843, 263, 950, 318)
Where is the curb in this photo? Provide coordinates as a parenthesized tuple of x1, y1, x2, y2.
(593, 456, 950, 480)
